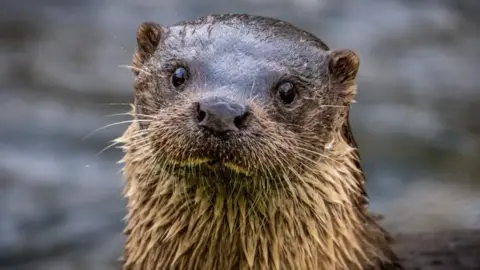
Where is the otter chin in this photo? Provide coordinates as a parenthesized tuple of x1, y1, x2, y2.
(118, 14, 402, 270)
(170, 159, 252, 176)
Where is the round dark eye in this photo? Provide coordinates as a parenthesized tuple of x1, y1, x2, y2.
(277, 81, 296, 104)
(172, 67, 188, 87)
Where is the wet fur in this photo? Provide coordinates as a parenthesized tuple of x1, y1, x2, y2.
(119, 14, 402, 270)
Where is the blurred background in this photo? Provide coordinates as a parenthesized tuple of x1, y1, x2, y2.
(0, 0, 479, 269)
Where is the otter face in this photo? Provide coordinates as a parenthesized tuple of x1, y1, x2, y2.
(129, 17, 359, 189)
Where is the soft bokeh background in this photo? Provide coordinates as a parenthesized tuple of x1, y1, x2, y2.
(1, 0, 479, 269)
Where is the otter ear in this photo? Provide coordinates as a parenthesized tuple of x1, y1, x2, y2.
(328, 49, 360, 84)
(132, 22, 165, 76)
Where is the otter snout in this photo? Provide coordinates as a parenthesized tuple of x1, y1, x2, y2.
(194, 97, 251, 134)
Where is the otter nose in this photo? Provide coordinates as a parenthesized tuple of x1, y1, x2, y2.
(195, 97, 250, 133)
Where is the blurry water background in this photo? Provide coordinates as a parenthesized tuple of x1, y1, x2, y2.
(0, 0, 479, 269)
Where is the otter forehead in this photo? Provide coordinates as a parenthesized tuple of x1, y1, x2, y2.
(161, 20, 328, 98)
(167, 22, 325, 62)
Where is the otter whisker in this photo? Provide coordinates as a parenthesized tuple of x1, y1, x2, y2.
(83, 119, 153, 140)
(318, 104, 349, 108)
(122, 135, 151, 150)
(97, 132, 147, 156)
(119, 64, 152, 76)
(293, 142, 345, 166)
(105, 112, 157, 119)
(118, 130, 150, 145)
(94, 102, 132, 107)
(263, 129, 343, 166)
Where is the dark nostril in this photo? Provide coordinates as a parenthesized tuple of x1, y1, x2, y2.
(233, 108, 251, 129)
(195, 102, 207, 122)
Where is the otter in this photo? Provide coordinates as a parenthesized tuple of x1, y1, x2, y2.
(117, 14, 402, 270)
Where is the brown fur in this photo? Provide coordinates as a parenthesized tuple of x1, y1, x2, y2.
(118, 15, 401, 270)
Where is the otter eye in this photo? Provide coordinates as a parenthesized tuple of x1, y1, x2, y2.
(172, 67, 188, 87)
(277, 81, 296, 104)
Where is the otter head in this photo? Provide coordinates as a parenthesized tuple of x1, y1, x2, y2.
(120, 15, 401, 270)
(126, 18, 360, 196)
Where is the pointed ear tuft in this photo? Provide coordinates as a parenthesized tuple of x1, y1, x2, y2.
(132, 22, 164, 76)
(328, 49, 360, 84)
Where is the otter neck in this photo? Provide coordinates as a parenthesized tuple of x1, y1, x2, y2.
(120, 128, 390, 270)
